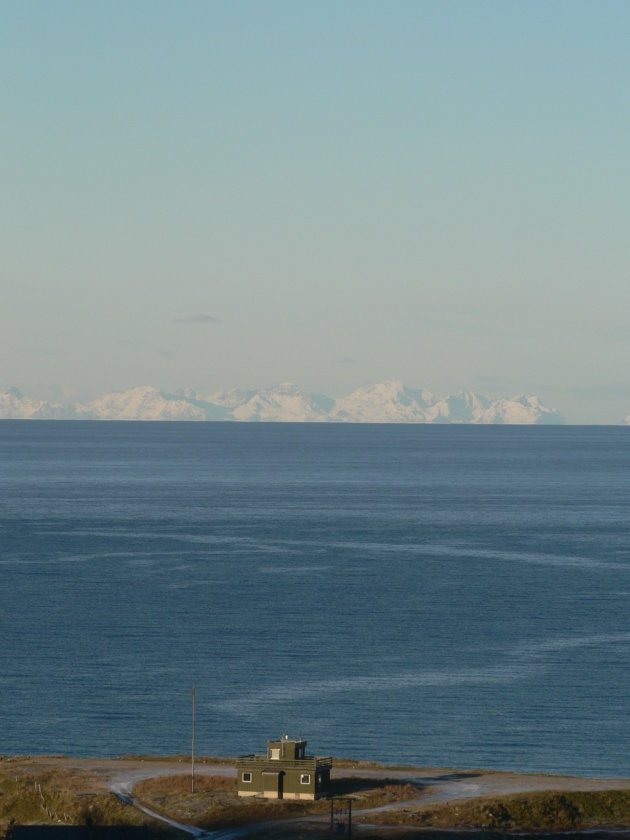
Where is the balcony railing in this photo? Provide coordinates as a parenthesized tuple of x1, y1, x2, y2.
(236, 755, 332, 769)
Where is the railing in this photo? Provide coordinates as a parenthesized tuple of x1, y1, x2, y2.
(236, 755, 332, 769)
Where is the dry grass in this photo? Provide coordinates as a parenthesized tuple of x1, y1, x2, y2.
(362, 789, 630, 831)
(9, 757, 630, 838)
(331, 758, 422, 770)
(117, 755, 235, 765)
(132, 774, 420, 830)
(0, 762, 165, 836)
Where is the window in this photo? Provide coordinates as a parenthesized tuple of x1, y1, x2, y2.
(242, 772, 252, 783)
(270, 748, 280, 760)
(300, 774, 311, 785)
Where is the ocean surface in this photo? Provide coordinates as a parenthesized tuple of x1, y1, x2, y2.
(1, 421, 630, 776)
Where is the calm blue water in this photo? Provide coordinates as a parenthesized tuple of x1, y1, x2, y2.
(1, 421, 630, 776)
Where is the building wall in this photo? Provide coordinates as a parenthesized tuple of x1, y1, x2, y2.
(236, 756, 331, 800)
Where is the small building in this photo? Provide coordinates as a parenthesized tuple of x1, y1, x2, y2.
(236, 735, 332, 800)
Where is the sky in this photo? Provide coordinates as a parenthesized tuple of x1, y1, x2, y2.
(1, 1, 629, 423)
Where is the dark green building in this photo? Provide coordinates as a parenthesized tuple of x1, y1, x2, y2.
(236, 735, 332, 800)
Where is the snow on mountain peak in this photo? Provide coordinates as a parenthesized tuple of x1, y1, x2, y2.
(0, 387, 66, 419)
(332, 380, 435, 422)
(227, 383, 333, 422)
(0, 383, 564, 424)
(77, 386, 209, 421)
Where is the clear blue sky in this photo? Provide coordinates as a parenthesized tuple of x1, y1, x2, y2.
(2, 1, 629, 422)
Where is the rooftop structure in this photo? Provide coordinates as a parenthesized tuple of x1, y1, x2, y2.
(236, 735, 332, 800)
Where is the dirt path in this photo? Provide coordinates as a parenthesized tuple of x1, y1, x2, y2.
(13, 757, 630, 838)
(334, 768, 630, 815)
(107, 761, 630, 837)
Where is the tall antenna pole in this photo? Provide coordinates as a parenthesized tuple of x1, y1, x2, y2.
(191, 684, 195, 794)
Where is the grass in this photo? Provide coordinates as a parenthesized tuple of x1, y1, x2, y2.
(362, 789, 630, 831)
(331, 757, 423, 771)
(6, 756, 630, 838)
(116, 754, 235, 765)
(132, 774, 420, 830)
(0, 763, 170, 837)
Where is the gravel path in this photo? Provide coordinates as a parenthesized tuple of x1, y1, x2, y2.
(15, 757, 630, 838)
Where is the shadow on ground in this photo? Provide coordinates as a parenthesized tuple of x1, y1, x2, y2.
(420, 772, 482, 782)
(328, 777, 421, 797)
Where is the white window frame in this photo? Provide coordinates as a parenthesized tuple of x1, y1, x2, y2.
(300, 773, 311, 785)
(242, 772, 252, 783)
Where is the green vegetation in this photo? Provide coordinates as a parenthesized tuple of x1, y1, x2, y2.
(364, 789, 630, 832)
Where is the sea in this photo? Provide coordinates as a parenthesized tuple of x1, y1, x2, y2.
(1, 421, 630, 777)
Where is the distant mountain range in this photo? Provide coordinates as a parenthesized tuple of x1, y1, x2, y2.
(0, 381, 565, 424)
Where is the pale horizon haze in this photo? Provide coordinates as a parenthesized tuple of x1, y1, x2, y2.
(2, 2, 629, 423)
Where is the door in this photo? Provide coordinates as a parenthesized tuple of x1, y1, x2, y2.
(262, 770, 283, 799)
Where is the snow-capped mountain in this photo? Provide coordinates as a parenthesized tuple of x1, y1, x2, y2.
(0, 382, 564, 424)
(421, 390, 489, 423)
(423, 391, 564, 425)
(0, 386, 68, 419)
(331, 380, 435, 423)
(480, 394, 564, 425)
(76, 386, 229, 421)
(332, 383, 563, 425)
(205, 387, 257, 409)
(209, 382, 334, 422)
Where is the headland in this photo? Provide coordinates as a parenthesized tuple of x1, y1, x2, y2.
(3, 755, 630, 839)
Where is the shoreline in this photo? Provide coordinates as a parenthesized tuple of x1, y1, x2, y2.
(4, 755, 630, 837)
(5, 754, 630, 779)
